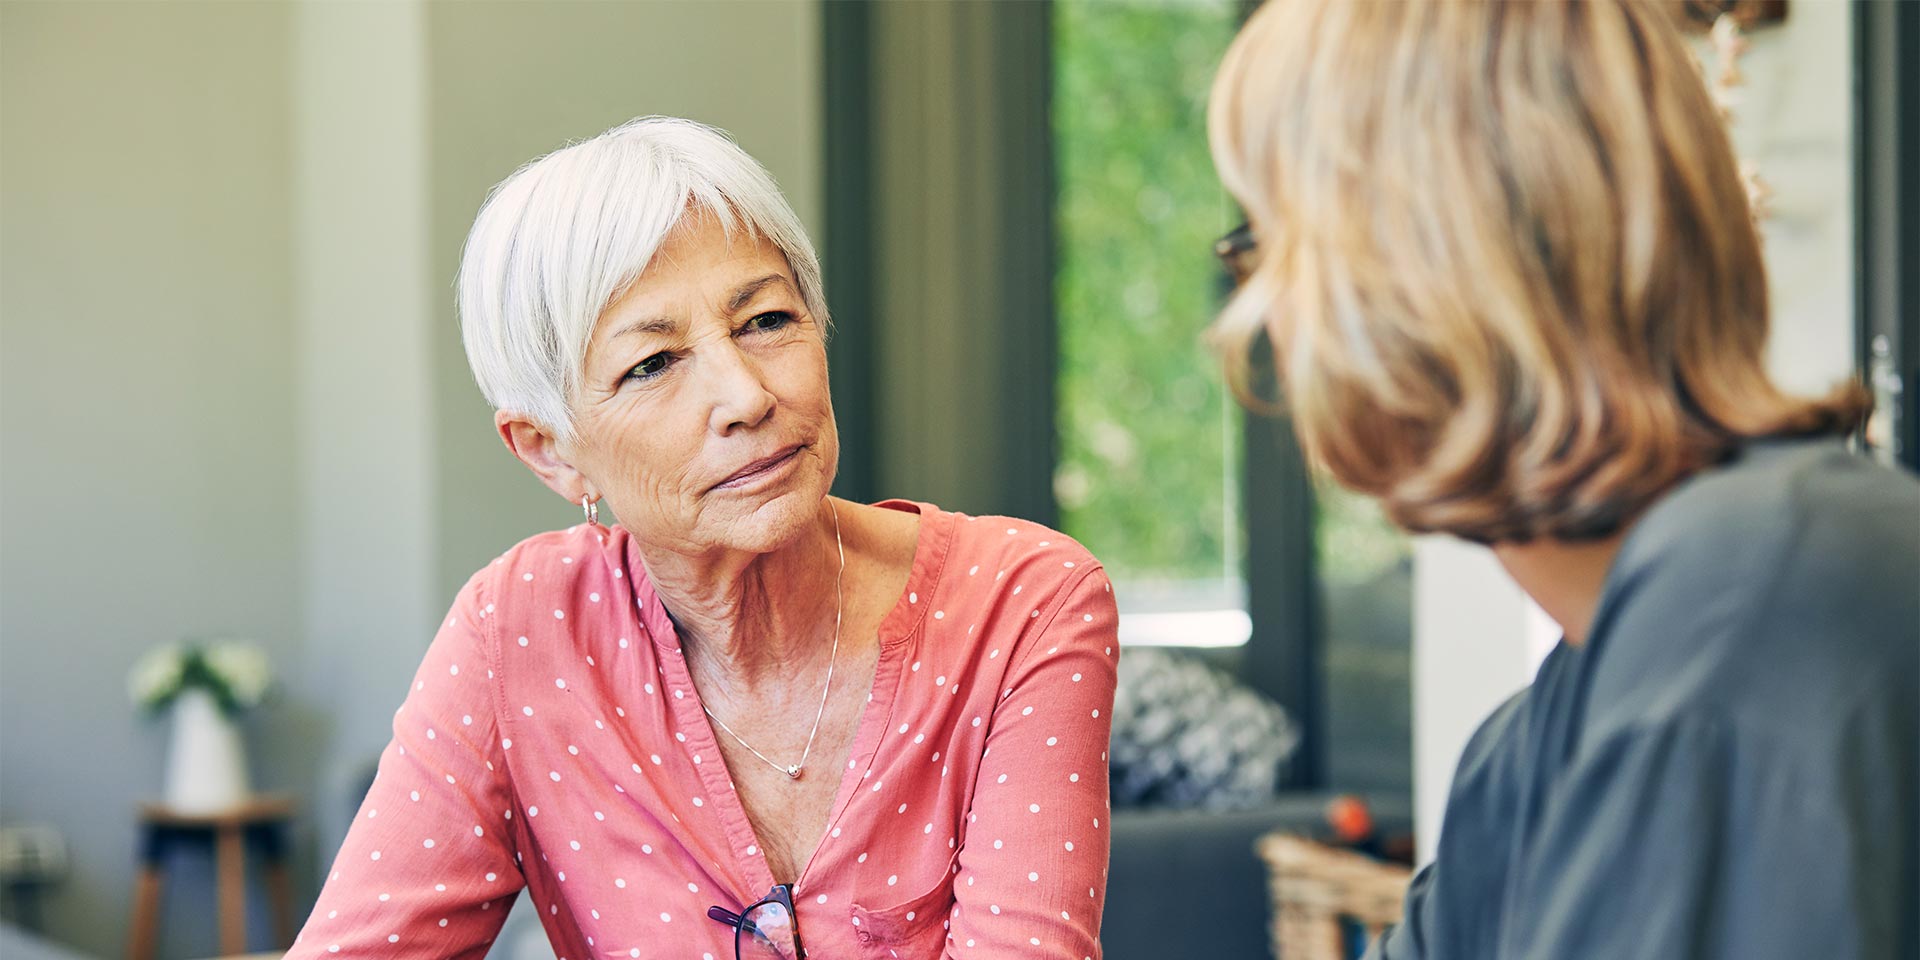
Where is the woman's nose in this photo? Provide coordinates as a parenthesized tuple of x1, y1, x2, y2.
(704, 342, 777, 435)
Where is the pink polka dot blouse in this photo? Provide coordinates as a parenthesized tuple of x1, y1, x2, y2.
(291, 500, 1119, 959)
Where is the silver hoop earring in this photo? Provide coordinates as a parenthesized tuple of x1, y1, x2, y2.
(581, 495, 599, 526)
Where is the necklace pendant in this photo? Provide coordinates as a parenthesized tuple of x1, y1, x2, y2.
(785, 764, 802, 779)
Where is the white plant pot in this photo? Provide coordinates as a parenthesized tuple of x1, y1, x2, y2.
(163, 688, 250, 813)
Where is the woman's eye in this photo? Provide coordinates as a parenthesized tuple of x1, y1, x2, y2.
(627, 352, 674, 381)
(745, 311, 793, 333)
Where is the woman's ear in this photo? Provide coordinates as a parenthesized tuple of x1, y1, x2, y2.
(496, 409, 596, 504)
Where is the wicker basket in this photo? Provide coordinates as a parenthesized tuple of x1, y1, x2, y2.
(1258, 832, 1414, 960)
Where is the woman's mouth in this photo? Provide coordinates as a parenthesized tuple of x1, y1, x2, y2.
(709, 445, 805, 492)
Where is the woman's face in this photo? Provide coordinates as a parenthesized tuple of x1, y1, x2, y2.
(565, 215, 838, 558)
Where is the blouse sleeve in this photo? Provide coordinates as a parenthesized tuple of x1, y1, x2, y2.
(289, 571, 524, 958)
(949, 564, 1119, 958)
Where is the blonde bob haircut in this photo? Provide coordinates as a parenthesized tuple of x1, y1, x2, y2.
(458, 116, 829, 445)
(1208, 0, 1867, 544)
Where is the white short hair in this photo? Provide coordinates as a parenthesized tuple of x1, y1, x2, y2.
(456, 116, 829, 443)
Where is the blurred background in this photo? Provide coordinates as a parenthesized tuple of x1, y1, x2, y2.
(1, 1, 1913, 958)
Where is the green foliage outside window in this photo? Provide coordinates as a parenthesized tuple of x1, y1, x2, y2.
(1053, 0, 1243, 587)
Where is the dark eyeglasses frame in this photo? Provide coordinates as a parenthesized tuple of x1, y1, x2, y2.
(1214, 221, 1258, 286)
(707, 883, 804, 960)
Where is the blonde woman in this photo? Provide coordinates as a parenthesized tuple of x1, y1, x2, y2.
(1209, 2, 1915, 958)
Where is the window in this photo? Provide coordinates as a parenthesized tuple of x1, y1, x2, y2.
(1054, 0, 1412, 794)
(1053, 0, 1245, 648)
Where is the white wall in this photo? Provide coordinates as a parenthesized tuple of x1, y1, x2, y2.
(1, 4, 308, 954)
(0, 3, 822, 955)
(1410, 5, 1860, 861)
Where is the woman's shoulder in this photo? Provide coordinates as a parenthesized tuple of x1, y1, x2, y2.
(457, 522, 637, 620)
(925, 504, 1106, 584)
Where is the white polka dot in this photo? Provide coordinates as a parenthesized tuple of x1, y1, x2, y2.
(569, 840, 581, 851)
(993, 839, 1003, 849)
(1070, 773, 1080, 782)
(898, 803, 908, 813)
(616, 878, 627, 888)
(594, 811, 606, 821)
(888, 875, 898, 886)
(997, 774, 1008, 783)
(816, 894, 828, 904)
(370, 850, 381, 860)
(589, 592, 600, 602)
(934, 610, 945, 620)
(485, 872, 497, 882)
(990, 904, 1001, 915)
(523, 572, 533, 581)
(567, 744, 579, 755)
(549, 771, 562, 782)
(1022, 706, 1034, 716)
(553, 610, 565, 619)
(474, 825, 485, 837)
(692, 797, 703, 807)
(449, 664, 459, 676)
(522, 706, 534, 716)
(502, 738, 513, 750)
(555, 678, 567, 689)
(969, 565, 979, 575)
(388, 935, 399, 944)
(1047, 737, 1059, 746)
(659, 912, 671, 923)
(909, 592, 918, 603)
(1065, 841, 1075, 851)
(422, 839, 435, 848)
(1029, 804, 1041, 813)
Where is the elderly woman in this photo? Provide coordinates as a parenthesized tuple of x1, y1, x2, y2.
(291, 117, 1117, 960)
(1210, 2, 1915, 958)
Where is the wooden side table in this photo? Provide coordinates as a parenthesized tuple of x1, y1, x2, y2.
(127, 794, 296, 960)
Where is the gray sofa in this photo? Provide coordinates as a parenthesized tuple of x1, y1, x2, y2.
(1100, 794, 1413, 960)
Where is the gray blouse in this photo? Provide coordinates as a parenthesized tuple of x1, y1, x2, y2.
(1371, 438, 1919, 960)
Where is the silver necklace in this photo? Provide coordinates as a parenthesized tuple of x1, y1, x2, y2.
(699, 500, 844, 781)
